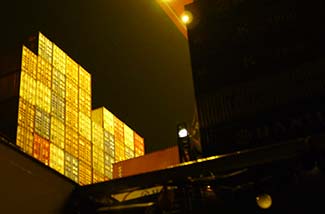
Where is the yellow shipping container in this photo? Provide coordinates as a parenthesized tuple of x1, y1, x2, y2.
(35, 80, 51, 113)
(38, 32, 53, 63)
(91, 107, 115, 135)
(21, 46, 37, 79)
(64, 152, 79, 183)
(17, 97, 35, 132)
(52, 43, 66, 74)
(79, 112, 91, 141)
(52, 67, 66, 99)
(125, 146, 134, 160)
(92, 145, 104, 174)
(79, 88, 91, 117)
(19, 71, 36, 105)
(79, 136, 92, 164)
(104, 153, 114, 180)
(79, 66, 91, 94)
(79, 160, 92, 186)
(34, 106, 51, 140)
(66, 55, 79, 85)
(16, 125, 34, 155)
(50, 116, 65, 149)
(92, 121, 103, 149)
(65, 126, 79, 158)
(103, 108, 114, 135)
(124, 124, 134, 150)
(91, 107, 103, 127)
(65, 102, 79, 132)
(37, 56, 52, 88)
(115, 141, 125, 162)
(93, 170, 105, 184)
(51, 92, 65, 122)
(66, 80, 78, 106)
(49, 143, 65, 174)
(113, 116, 124, 146)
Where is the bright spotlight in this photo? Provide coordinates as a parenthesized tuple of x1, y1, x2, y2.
(181, 11, 193, 24)
(178, 128, 189, 138)
(256, 193, 272, 209)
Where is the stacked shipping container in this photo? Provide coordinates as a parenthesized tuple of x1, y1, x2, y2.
(0, 32, 144, 185)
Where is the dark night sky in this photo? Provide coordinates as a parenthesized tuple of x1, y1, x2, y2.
(0, 0, 196, 153)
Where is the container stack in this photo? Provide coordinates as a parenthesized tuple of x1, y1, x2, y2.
(91, 107, 143, 180)
(0, 32, 144, 185)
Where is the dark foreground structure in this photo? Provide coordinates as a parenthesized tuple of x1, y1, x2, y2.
(1, 0, 325, 213)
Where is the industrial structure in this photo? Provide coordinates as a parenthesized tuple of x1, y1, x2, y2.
(0, 32, 144, 185)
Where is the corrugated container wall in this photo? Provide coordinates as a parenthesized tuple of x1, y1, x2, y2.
(49, 143, 65, 174)
(64, 151, 79, 183)
(113, 146, 179, 179)
(79, 160, 92, 186)
(134, 132, 145, 157)
(33, 133, 50, 166)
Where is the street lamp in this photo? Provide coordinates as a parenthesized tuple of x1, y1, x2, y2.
(177, 122, 192, 163)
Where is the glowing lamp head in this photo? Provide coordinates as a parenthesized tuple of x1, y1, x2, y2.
(256, 193, 272, 209)
(178, 128, 189, 138)
(181, 11, 193, 24)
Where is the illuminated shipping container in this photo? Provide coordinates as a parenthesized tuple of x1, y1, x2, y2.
(50, 116, 65, 149)
(33, 134, 50, 166)
(134, 132, 145, 157)
(37, 56, 52, 88)
(104, 130, 115, 158)
(52, 43, 66, 74)
(93, 170, 105, 183)
(79, 88, 91, 117)
(79, 160, 92, 186)
(21, 46, 37, 79)
(65, 102, 78, 131)
(113, 146, 179, 179)
(35, 81, 51, 113)
(17, 98, 35, 132)
(79, 135, 92, 165)
(79, 66, 91, 94)
(103, 108, 114, 134)
(16, 125, 34, 155)
(52, 67, 66, 99)
(114, 116, 125, 162)
(49, 143, 65, 174)
(125, 146, 134, 160)
(92, 122, 103, 149)
(115, 142, 125, 162)
(92, 107, 115, 135)
(51, 92, 65, 122)
(92, 145, 104, 175)
(124, 124, 134, 150)
(104, 153, 114, 179)
(64, 152, 79, 183)
(66, 81, 78, 107)
(66, 55, 79, 85)
(34, 106, 50, 140)
(65, 126, 79, 158)
(19, 71, 36, 105)
(79, 111, 91, 141)
(38, 32, 53, 63)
